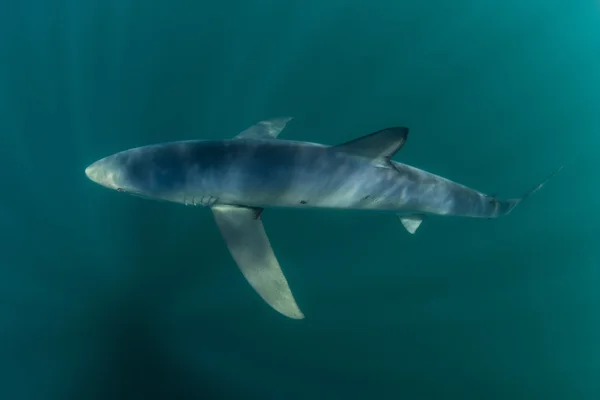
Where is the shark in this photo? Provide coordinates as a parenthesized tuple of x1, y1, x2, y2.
(85, 117, 561, 319)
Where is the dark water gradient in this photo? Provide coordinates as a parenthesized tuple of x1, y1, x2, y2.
(0, 0, 599, 399)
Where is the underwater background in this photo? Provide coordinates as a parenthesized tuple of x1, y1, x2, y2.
(1, 0, 599, 399)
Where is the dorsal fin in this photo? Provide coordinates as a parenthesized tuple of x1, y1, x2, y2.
(331, 127, 409, 161)
(234, 117, 293, 140)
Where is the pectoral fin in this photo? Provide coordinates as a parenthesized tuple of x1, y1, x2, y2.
(234, 117, 293, 140)
(211, 204, 304, 319)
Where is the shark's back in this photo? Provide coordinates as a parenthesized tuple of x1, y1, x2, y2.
(125, 137, 480, 213)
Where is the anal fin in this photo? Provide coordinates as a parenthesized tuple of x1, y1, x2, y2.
(211, 204, 304, 319)
(398, 213, 425, 234)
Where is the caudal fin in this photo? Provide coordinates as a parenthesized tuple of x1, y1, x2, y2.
(503, 165, 563, 215)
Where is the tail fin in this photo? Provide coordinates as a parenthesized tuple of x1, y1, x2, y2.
(503, 165, 563, 215)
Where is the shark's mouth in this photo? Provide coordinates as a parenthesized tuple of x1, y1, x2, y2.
(182, 195, 219, 207)
(117, 187, 155, 201)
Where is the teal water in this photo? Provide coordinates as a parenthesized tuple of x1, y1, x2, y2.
(1, 1, 599, 399)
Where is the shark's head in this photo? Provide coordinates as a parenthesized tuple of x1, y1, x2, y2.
(85, 143, 190, 201)
(85, 152, 138, 192)
(86, 154, 123, 191)
(85, 147, 157, 198)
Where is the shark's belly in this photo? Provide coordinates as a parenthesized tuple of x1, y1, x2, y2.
(212, 161, 411, 211)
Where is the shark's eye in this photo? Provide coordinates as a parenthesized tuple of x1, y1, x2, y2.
(117, 188, 124, 192)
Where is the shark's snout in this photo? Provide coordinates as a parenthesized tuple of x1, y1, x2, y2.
(84, 157, 122, 190)
(85, 162, 98, 182)
(85, 160, 110, 187)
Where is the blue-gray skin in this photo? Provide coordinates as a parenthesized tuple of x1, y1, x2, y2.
(85, 118, 561, 319)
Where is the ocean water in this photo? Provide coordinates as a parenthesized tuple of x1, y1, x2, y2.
(0, 1, 599, 399)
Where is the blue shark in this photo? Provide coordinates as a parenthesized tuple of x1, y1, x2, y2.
(85, 117, 561, 319)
